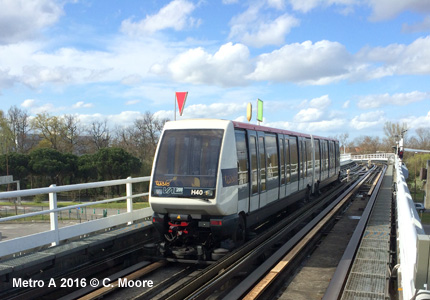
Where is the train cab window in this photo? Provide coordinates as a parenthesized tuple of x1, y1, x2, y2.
(259, 136, 267, 192)
(250, 136, 258, 195)
(265, 135, 279, 190)
(289, 137, 298, 182)
(152, 129, 223, 192)
(235, 131, 249, 185)
(279, 136, 285, 185)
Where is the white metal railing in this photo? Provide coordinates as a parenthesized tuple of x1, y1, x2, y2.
(395, 156, 428, 299)
(349, 153, 395, 161)
(0, 176, 153, 258)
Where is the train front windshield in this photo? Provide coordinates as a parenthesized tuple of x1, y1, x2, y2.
(152, 129, 224, 199)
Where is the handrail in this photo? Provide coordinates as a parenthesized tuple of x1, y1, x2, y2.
(0, 176, 153, 258)
(394, 156, 427, 300)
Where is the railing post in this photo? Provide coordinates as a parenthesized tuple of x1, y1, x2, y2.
(126, 177, 133, 225)
(49, 184, 60, 246)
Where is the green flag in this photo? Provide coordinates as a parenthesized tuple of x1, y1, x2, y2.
(257, 99, 263, 122)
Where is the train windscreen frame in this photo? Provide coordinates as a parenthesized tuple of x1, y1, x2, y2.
(152, 129, 224, 199)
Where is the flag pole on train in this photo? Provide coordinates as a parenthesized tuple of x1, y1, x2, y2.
(175, 92, 188, 121)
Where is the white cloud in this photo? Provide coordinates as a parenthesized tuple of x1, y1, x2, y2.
(248, 40, 352, 84)
(294, 107, 323, 122)
(288, 0, 357, 13)
(296, 118, 346, 133)
(121, 74, 142, 86)
(400, 111, 430, 130)
(126, 100, 141, 105)
(367, 0, 430, 21)
(77, 111, 144, 128)
(73, 101, 93, 109)
(343, 100, 350, 108)
(357, 91, 430, 109)
(350, 110, 385, 130)
(228, 3, 299, 47)
(268, 0, 287, 10)
(357, 36, 430, 79)
(0, 0, 63, 44)
(152, 42, 253, 87)
(120, 0, 197, 35)
(310, 95, 331, 109)
(21, 99, 36, 108)
(402, 16, 430, 33)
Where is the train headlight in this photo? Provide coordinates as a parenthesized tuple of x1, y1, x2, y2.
(204, 190, 214, 197)
(154, 188, 163, 196)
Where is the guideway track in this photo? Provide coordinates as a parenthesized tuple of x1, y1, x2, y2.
(156, 166, 376, 300)
(226, 166, 381, 300)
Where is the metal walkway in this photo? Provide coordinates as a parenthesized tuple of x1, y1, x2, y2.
(341, 164, 393, 300)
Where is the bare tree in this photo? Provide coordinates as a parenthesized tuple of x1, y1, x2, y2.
(382, 121, 408, 151)
(7, 106, 33, 153)
(62, 114, 83, 154)
(88, 119, 110, 150)
(414, 127, 430, 150)
(338, 132, 349, 154)
(353, 135, 381, 154)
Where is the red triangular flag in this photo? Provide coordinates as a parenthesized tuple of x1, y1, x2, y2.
(176, 92, 188, 116)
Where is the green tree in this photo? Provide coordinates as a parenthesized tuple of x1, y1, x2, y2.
(94, 147, 141, 181)
(78, 154, 97, 182)
(28, 148, 78, 186)
(0, 152, 29, 182)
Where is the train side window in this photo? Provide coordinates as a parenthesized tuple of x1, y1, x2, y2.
(335, 141, 340, 169)
(314, 139, 320, 173)
(329, 141, 335, 174)
(289, 137, 298, 182)
(265, 135, 279, 190)
(300, 139, 306, 179)
(259, 136, 267, 192)
(323, 141, 329, 172)
(250, 136, 258, 195)
(305, 138, 312, 176)
(279, 136, 285, 185)
(235, 131, 249, 185)
(285, 137, 290, 183)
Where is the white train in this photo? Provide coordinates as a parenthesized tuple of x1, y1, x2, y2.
(149, 119, 340, 258)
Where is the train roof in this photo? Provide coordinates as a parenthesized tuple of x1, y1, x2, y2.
(232, 121, 338, 142)
(163, 119, 337, 142)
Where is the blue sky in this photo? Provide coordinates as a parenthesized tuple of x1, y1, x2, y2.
(0, 0, 430, 141)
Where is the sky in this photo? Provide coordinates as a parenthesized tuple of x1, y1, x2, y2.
(0, 0, 430, 141)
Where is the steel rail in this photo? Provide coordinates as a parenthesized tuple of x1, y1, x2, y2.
(76, 260, 167, 300)
(322, 164, 387, 300)
(162, 167, 374, 300)
(224, 166, 376, 300)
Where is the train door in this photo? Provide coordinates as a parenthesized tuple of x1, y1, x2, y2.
(298, 137, 306, 190)
(247, 130, 259, 212)
(235, 130, 249, 214)
(265, 134, 279, 204)
(257, 132, 267, 208)
(289, 136, 299, 193)
(284, 136, 291, 196)
(278, 134, 286, 199)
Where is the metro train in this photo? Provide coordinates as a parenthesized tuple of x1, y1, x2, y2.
(149, 119, 340, 259)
